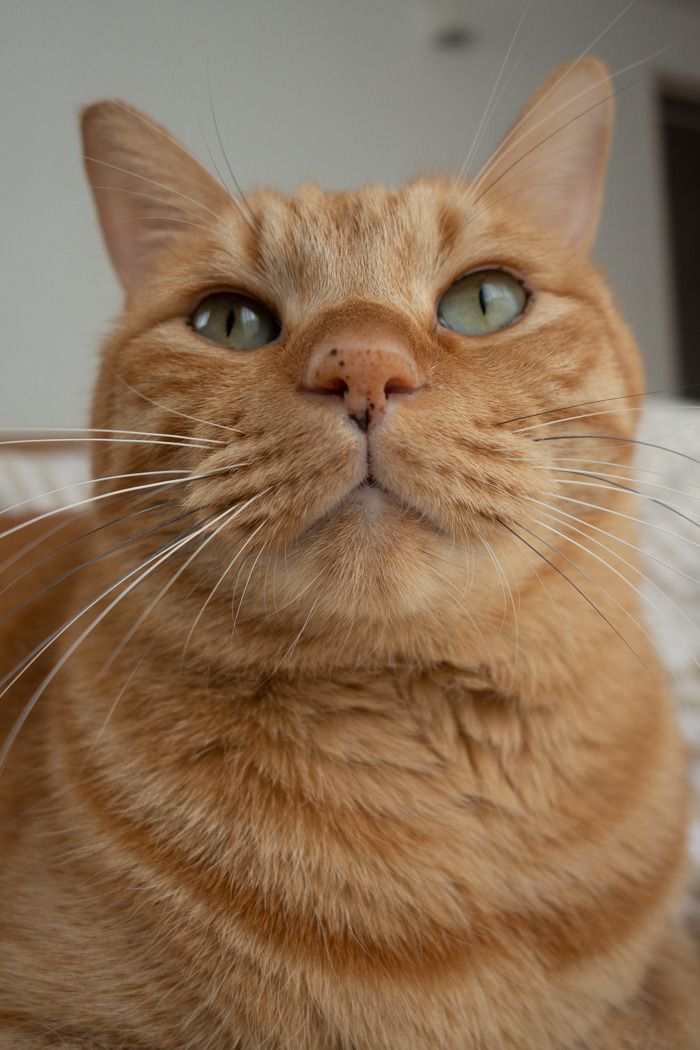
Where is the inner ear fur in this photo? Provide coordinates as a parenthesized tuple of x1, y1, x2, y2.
(476, 58, 613, 253)
(81, 100, 230, 291)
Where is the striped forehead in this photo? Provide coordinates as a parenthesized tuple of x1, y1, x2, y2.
(248, 182, 456, 318)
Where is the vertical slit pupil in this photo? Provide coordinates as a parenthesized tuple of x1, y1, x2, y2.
(478, 285, 487, 316)
(226, 309, 236, 338)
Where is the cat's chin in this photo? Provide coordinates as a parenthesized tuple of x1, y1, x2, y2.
(275, 479, 457, 608)
(263, 492, 459, 634)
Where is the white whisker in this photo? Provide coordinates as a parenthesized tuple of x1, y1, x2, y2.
(470, 5, 647, 199)
(530, 515, 678, 674)
(504, 520, 650, 671)
(0, 468, 238, 543)
(205, 54, 258, 230)
(525, 495, 700, 589)
(548, 477, 700, 533)
(277, 596, 320, 669)
(481, 536, 519, 688)
(535, 434, 700, 468)
(0, 509, 93, 578)
(536, 491, 700, 551)
(82, 154, 222, 221)
(250, 564, 325, 626)
(546, 466, 700, 503)
(537, 506, 700, 668)
(0, 515, 215, 715)
(106, 97, 238, 214)
(182, 521, 266, 657)
(0, 426, 222, 445)
(514, 406, 646, 432)
(0, 501, 188, 613)
(111, 368, 243, 436)
(0, 469, 191, 518)
(538, 456, 694, 485)
(113, 214, 217, 235)
(231, 537, 270, 635)
(0, 512, 230, 771)
(455, 3, 532, 186)
(101, 491, 270, 676)
(87, 547, 234, 761)
(90, 184, 217, 234)
(497, 387, 658, 427)
(501, 524, 566, 623)
(474, 74, 644, 209)
(0, 437, 215, 450)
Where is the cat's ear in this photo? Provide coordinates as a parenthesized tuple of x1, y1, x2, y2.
(81, 101, 229, 290)
(478, 58, 613, 253)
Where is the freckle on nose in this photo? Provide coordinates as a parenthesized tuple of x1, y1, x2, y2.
(302, 328, 424, 431)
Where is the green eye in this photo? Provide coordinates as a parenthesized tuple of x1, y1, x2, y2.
(190, 292, 280, 350)
(437, 270, 527, 336)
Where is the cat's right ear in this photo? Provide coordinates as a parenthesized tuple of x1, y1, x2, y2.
(476, 58, 613, 253)
(81, 101, 229, 291)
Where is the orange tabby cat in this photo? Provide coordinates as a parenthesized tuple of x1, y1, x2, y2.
(1, 58, 699, 1049)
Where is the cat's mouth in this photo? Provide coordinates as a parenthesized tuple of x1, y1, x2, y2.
(343, 472, 445, 534)
(299, 471, 410, 539)
(348, 473, 394, 506)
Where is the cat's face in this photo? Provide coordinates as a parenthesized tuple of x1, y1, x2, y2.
(82, 59, 642, 660)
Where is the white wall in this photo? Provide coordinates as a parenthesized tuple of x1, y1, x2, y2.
(2, 0, 699, 428)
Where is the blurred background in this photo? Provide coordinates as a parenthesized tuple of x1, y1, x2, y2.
(2, 0, 700, 428)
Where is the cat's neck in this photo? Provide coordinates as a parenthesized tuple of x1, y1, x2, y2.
(42, 617, 687, 1050)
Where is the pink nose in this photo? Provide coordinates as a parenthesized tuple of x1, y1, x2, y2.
(303, 327, 423, 432)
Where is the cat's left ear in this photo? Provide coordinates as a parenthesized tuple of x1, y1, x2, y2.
(477, 58, 613, 253)
(81, 101, 229, 291)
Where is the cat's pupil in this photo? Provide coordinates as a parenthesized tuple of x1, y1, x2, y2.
(436, 270, 526, 336)
(190, 292, 280, 351)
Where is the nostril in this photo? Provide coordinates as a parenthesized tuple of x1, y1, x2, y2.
(303, 332, 424, 428)
(314, 377, 348, 398)
(384, 377, 419, 397)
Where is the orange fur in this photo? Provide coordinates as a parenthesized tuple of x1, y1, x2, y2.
(1, 59, 699, 1048)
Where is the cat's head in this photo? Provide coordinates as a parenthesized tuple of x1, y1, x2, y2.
(81, 59, 642, 673)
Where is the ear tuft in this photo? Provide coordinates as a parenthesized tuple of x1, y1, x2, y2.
(476, 58, 613, 253)
(81, 100, 228, 291)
